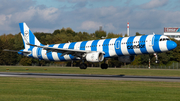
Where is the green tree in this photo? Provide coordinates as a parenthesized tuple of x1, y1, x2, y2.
(95, 30, 106, 39)
(19, 57, 32, 66)
(52, 29, 61, 35)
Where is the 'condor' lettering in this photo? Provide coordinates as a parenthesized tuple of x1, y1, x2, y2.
(127, 44, 145, 49)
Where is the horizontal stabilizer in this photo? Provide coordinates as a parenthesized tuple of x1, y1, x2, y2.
(3, 49, 31, 54)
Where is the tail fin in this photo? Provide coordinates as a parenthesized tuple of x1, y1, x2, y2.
(19, 22, 42, 49)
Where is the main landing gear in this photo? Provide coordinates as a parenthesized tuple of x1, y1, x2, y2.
(101, 59, 108, 69)
(101, 63, 108, 69)
(79, 60, 87, 69)
(79, 63, 87, 69)
(79, 60, 108, 69)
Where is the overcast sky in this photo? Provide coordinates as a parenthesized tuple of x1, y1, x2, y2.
(1, 0, 180, 36)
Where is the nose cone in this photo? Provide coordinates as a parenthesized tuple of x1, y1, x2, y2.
(167, 41, 177, 50)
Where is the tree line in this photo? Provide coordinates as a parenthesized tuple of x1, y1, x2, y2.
(0, 27, 179, 67)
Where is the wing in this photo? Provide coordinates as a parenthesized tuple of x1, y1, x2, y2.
(27, 43, 105, 58)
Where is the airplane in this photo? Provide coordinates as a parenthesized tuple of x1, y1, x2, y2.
(4, 22, 177, 69)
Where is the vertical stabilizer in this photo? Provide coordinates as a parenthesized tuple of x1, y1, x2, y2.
(19, 22, 42, 49)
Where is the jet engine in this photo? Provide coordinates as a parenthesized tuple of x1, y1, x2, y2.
(118, 56, 135, 63)
(86, 52, 104, 62)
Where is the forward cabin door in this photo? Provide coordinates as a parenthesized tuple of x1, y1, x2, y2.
(149, 35, 155, 47)
(115, 40, 120, 49)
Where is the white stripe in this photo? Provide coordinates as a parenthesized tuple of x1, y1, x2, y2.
(97, 39, 105, 52)
(23, 49, 30, 57)
(23, 23, 30, 49)
(35, 38, 41, 46)
(121, 37, 129, 55)
(159, 36, 168, 52)
(52, 44, 60, 61)
(74, 42, 81, 50)
(85, 40, 93, 51)
(146, 35, 154, 53)
(41, 46, 49, 60)
(133, 36, 142, 54)
(63, 43, 71, 60)
(32, 47, 38, 59)
(109, 38, 117, 57)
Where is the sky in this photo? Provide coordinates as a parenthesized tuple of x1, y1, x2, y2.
(1, 0, 180, 36)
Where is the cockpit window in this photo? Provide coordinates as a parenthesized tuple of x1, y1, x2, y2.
(159, 38, 170, 41)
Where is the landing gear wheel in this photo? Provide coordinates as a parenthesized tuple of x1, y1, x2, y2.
(155, 60, 159, 64)
(79, 63, 87, 69)
(101, 63, 108, 69)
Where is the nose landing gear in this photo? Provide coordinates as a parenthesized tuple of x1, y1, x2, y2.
(154, 53, 159, 63)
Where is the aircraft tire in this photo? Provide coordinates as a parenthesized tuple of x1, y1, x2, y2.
(101, 63, 108, 69)
(79, 63, 87, 69)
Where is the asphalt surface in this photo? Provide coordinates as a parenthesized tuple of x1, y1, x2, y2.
(0, 72, 180, 82)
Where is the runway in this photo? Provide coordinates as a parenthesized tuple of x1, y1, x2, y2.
(0, 72, 180, 82)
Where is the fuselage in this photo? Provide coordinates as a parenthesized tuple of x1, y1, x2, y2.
(19, 34, 177, 61)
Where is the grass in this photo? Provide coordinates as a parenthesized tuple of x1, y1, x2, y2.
(0, 66, 180, 101)
(1, 66, 180, 77)
(0, 77, 180, 101)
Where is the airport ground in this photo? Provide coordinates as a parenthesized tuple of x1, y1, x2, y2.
(0, 66, 180, 101)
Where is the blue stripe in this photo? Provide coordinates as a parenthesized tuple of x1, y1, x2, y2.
(28, 30, 35, 57)
(153, 35, 161, 53)
(37, 48, 43, 60)
(103, 39, 111, 58)
(19, 23, 24, 36)
(46, 44, 55, 61)
(68, 42, 76, 59)
(80, 41, 88, 50)
(28, 31, 34, 56)
(115, 38, 123, 56)
(40, 43, 44, 46)
(127, 36, 136, 55)
(29, 30, 35, 49)
(57, 43, 66, 61)
(91, 40, 99, 51)
(139, 35, 148, 54)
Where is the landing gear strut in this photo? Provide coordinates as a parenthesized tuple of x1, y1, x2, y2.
(154, 53, 159, 63)
(101, 59, 108, 69)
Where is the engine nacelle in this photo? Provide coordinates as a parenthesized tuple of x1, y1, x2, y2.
(86, 52, 104, 62)
(118, 56, 135, 63)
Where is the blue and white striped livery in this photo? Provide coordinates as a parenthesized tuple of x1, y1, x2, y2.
(12, 23, 178, 69)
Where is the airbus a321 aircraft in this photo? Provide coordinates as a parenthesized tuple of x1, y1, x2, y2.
(4, 23, 177, 69)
